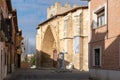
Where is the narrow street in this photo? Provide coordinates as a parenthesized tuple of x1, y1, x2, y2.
(7, 69, 89, 80)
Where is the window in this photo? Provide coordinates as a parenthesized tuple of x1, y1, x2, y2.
(63, 19, 68, 37)
(93, 48, 101, 66)
(73, 14, 81, 36)
(73, 36, 80, 54)
(97, 8, 105, 27)
(92, 3, 107, 29)
(74, 15, 80, 26)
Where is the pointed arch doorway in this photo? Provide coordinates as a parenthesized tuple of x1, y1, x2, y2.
(41, 27, 57, 68)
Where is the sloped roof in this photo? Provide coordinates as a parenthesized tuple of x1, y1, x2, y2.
(37, 6, 88, 29)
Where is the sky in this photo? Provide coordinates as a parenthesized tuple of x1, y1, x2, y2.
(11, 0, 88, 54)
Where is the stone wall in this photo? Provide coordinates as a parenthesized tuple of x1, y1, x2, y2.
(47, 2, 72, 19)
(36, 5, 88, 71)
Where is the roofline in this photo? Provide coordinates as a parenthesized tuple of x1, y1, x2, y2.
(6, 0, 12, 12)
(36, 6, 88, 29)
(12, 9, 19, 32)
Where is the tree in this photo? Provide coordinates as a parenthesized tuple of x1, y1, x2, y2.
(30, 55, 35, 66)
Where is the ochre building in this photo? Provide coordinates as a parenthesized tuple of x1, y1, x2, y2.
(36, 2, 88, 71)
(0, 0, 23, 80)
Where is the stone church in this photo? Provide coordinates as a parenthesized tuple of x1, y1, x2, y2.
(36, 2, 88, 71)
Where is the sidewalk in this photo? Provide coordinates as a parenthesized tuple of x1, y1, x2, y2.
(4, 73, 14, 80)
(4, 69, 19, 80)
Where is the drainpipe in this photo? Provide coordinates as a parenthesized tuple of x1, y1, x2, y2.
(106, 0, 108, 38)
(88, 0, 91, 70)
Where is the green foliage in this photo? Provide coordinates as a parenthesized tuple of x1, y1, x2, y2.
(30, 55, 35, 66)
(24, 55, 28, 62)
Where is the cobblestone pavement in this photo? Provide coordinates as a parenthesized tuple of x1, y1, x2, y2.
(7, 68, 89, 80)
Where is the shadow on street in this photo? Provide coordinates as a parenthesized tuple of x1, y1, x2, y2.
(6, 68, 89, 80)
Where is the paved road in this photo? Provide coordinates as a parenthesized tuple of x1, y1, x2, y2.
(7, 69, 89, 80)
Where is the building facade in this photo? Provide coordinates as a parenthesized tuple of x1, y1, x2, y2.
(12, 9, 23, 68)
(0, 0, 13, 79)
(0, 0, 22, 80)
(89, 0, 120, 79)
(36, 2, 88, 71)
(15, 29, 23, 68)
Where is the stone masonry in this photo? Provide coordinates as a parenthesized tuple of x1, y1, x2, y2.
(36, 2, 88, 71)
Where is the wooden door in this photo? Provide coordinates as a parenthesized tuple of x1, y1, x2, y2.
(53, 49, 58, 68)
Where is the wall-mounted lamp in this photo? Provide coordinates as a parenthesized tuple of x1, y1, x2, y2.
(8, 13, 12, 19)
